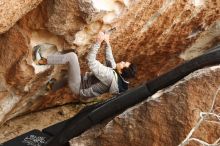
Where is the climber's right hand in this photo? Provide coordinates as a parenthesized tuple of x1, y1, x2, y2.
(104, 33, 110, 44)
(96, 31, 105, 44)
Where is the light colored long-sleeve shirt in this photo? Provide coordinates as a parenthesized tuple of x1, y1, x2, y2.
(79, 43, 119, 98)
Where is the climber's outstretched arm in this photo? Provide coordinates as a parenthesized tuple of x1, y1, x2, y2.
(104, 34, 116, 69)
(87, 32, 115, 86)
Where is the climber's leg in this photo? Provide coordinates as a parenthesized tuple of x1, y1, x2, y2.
(47, 52, 81, 95)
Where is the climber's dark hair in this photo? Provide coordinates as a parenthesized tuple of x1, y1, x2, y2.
(121, 63, 137, 79)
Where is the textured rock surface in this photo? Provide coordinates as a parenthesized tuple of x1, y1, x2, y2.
(0, 0, 43, 33)
(70, 65, 220, 146)
(0, 0, 219, 131)
(0, 25, 78, 123)
(0, 104, 80, 143)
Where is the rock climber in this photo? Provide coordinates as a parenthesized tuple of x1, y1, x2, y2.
(37, 30, 137, 102)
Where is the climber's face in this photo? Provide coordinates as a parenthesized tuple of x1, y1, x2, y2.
(116, 61, 131, 74)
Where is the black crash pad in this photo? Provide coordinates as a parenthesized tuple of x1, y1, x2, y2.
(43, 97, 115, 136)
(1, 130, 51, 146)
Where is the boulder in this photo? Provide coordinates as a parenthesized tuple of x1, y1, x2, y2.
(70, 65, 220, 146)
(0, 0, 43, 33)
(0, 0, 219, 127)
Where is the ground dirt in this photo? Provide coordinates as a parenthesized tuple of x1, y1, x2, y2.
(0, 103, 86, 143)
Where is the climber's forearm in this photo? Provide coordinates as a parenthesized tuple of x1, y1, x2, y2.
(104, 42, 116, 68)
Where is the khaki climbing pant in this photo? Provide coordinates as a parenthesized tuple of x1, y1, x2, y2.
(47, 52, 81, 95)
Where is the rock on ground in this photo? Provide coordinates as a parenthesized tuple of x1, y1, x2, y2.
(70, 65, 220, 146)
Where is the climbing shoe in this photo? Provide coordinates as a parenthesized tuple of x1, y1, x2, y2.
(33, 46, 47, 65)
(46, 78, 57, 91)
(38, 57, 47, 65)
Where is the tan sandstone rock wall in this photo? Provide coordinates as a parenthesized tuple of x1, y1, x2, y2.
(70, 65, 220, 146)
(0, 0, 219, 128)
(0, 0, 43, 33)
